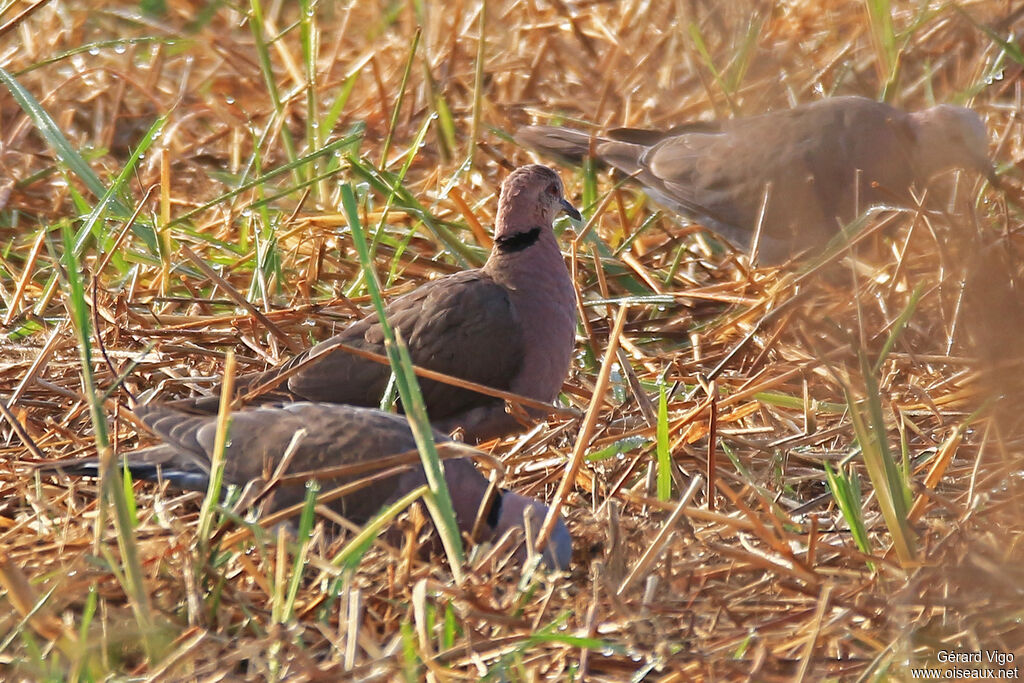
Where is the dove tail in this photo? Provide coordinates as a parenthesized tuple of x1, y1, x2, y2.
(35, 445, 212, 492)
(515, 126, 603, 164)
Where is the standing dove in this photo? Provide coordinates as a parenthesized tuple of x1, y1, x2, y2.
(174, 165, 581, 442)
(516, 96, 996, 263)
(38, 402, 573, 570)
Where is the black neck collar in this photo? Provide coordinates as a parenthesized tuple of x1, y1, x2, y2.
(486, 490, 503, 528)
(494, 226, 542, 253)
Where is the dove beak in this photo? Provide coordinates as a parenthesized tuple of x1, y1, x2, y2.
(560, 198, 582, 222)
(984, 162, 1001, 189)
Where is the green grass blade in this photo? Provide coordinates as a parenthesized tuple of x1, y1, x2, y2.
(948, 5, 1024, 66)
(873, 282, 923, 373)
(656, 384, 672, 501)
(724, 17, 762, 93)
(400, 621, 420, 681)
(321, 66, 363, 136)
(341, 183, 465, 576)
(0, 67, 124, 209)
(58, 224, 156, 657)
(74, 114, 166, 255)
(196, 353, 237, 548)
(300, 0, 319, 152)
(248, 0, 298, 168)
(755, 391, 847, 414)
(282, 481, 319, 622)
(586, 435, 648, 463)
(345, 156, 481, 267)
(581, 157, 598, 215)
(380, 28, 420, 168)
(843, 350, 917, 564)
(34, 114, 166, 315)
(469, 3, 486, 164)
(331, 483, 430, 569)
(864, 0, 900, 98)
(442, 603, 458, 650)
(370, 109, 435, 261)
(432, 82, 457, 162)
(168, 132, 361, 228)
(687, 22, 736, 109)
(824, 462, 872, 563)
(13, 37, 186, 76)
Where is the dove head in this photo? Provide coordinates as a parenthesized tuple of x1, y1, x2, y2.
(494, 164, 581, 240)
(486, 490, 573, 571)
(911, 104, 997, 185)
(442, 458, 572, 570)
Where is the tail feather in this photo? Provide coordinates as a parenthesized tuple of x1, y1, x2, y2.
(514, 126, 602, 164)
(516, 125, 649, 179)
(606, 121, 720, 145)
(164, 381, 295, 416)
(134, 405, 216, 460)
(35, 445, 211, 492)
(165, 394, 224, 414)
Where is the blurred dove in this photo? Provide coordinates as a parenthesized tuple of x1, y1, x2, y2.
(517, 96, 996, 263)
(173, 164, 580, 443)
(38, 402, 573, 570)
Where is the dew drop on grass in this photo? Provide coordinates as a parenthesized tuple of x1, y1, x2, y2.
(114, 44, 127, 54)
(985, 70, 1004, 85)
(88, 47, 100, 56)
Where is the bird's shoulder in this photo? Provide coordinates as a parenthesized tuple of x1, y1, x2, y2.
(385, 269, 517, 339)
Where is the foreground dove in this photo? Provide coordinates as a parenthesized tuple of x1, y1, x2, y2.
(38, 402, 573, 570)
(174, 165, 580, 442)
(517, 96, 996, 263)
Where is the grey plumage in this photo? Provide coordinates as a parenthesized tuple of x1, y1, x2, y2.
(174, 165, 580, 442)
(39, 402, 573, 570)
(517, 96, 996, 263)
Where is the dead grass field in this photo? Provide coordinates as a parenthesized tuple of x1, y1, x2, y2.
(1, 0, 1023, 680)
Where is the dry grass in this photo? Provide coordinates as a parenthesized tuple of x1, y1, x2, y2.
(1, 0, 1023, 680)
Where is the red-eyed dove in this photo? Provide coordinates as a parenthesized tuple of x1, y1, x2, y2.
(38, 402, 573, 570)
(516, 96, 996, 263)
(174, 165, 581, 442)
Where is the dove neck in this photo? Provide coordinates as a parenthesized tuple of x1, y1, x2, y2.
(482, 220, 575, 406)
(439, 458, 492, 530)
(493, 226, 542, 253)
(907, 113, 949, 176)
(483, 223, 561, 272)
